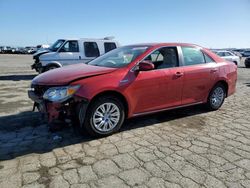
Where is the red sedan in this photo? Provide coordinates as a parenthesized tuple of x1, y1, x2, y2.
(28, 43, 237, 137)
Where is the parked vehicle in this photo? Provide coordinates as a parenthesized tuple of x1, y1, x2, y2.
(2, 46, 12, 53)
(231, 51, 242, 59)
(23, 47, 37, 54)
(31, 37, 119, 73)
(215, 50, 240, 65)
(243, 50, 250, 57)
(245, 57, 250, 68)
(233, 49, 246, 56)
(11, 47, 24, 54)
(36, 44, 50, 49)
(28, 43, 237, 137)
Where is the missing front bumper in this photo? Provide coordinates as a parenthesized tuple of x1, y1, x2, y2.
(28, 90, 89, 125)
(28, 90, 61, 122)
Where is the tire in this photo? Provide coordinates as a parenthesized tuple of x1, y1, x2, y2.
(245, 63, 250, 68)
(206, 83, 226, 110)
(45, 65, 58, 72)
(81, 96, 125, 137)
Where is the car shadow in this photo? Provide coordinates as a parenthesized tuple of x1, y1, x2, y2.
(0, 105, 208, 161)
(244, 83, 250, 87)
(0, 74, 36, 81)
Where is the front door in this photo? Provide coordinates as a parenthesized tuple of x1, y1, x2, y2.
(58, 40, 82, 66)
(130, 47, 183, 114)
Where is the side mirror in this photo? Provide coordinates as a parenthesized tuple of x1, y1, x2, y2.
(137, 60, 154, 71)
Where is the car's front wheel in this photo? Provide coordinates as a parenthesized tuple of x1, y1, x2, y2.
(206, 83, 226, 110)
(45, 65, 58, 72)
(81, 96, 125, 137)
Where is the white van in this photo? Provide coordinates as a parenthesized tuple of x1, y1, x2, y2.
(32, 37, 120, 73)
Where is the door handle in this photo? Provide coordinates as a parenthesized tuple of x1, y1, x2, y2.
(210, 69, 218, 73)
(175, 72, 184, 77)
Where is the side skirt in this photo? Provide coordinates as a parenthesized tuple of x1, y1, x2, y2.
(132, 102, 204, 117)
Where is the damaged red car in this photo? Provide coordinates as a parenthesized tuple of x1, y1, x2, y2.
(28, 43, 237, 137)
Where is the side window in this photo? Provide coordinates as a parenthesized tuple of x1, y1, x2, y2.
(217, 52, 225, 57)
(104, 42, 117, 53)
(84, 42, 100, 57)
(203, 53, 214, 63)
(145, 47, 178, 69)
(225, 52, 232, 56)
(150, 51, 163, 62)
(182, 47, 205, 66)
(60, 41, 79, 52)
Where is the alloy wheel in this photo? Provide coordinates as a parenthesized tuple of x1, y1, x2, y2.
(211, 87, 225, 108)
(92, 102, 120, 132)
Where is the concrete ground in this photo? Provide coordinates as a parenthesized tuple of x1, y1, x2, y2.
(0, 54, 250, 188)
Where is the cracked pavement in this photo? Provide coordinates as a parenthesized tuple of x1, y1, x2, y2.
(0, 54, 250, 188)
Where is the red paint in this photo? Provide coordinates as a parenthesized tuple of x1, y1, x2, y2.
(31, 43, 237, 121)
(32, 63, 116, 85)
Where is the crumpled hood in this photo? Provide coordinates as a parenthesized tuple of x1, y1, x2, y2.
(33, 49, 51, 58)
(39, 52, 59, 61)
(32, 64, 116, 85)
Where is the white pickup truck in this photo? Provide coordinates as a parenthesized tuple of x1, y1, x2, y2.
(31, 37, 120, 73)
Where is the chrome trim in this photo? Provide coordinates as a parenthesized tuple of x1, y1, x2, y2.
(120, 79, 129, 83)
(132, 101, 204, 117)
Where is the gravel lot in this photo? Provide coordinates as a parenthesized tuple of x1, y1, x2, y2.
(0, 54, 250, 188)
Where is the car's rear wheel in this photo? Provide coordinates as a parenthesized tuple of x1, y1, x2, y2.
(233, 61, 238, 66)
(206, 83, 226, 110)
(81, 96, 125, 137)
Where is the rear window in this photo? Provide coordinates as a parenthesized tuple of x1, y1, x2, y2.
(225, 52, 232, 56)
(182, 47, 205, 66)
(104, 42, 117, 53)
(84, 42, 100, 57)
(203, 53, 214, 63)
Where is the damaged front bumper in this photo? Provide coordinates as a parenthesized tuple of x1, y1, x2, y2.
(31, 62, 43, 73)
(28, 90, 62, 122)
(28, 90, 88, 124)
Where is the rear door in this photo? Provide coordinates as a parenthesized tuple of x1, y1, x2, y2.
(224, 52, 235, 62)
(181, 46, 217, 104)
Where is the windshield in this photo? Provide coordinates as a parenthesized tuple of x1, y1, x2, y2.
(50, 39, 65, 52)
(88, 46, 149, 68)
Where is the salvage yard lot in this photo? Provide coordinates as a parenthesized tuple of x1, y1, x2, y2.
(0, 54, 250, 188)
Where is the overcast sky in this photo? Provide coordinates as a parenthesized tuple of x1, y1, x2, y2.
(0, 0, 249, 48)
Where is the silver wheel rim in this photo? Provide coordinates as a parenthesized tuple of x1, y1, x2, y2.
(93, 102, 120, 132)
(211, 87, 224, 108)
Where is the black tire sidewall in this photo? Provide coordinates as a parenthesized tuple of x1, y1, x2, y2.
(84, 96, 125, 137)
(46, 65, 58, 71)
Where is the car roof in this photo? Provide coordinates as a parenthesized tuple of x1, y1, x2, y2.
(57, 38, 118, 42)
(125, 43, 203, 48)
(125, 43, 226, 63)
(215, 50, 232, 53)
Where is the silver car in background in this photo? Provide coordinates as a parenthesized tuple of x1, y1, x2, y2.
(215, 50, 240, 66)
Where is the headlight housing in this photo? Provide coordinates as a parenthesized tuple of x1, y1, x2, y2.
(43, 85, 80, 102)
